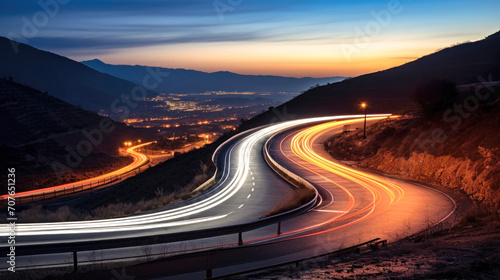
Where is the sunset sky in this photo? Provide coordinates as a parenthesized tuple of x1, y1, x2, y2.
(1, 0, 499, 77)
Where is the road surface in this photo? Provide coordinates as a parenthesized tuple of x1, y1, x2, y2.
(0, 116, 457, 278)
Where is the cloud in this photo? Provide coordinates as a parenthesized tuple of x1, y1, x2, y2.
(27, 31, 264, 51)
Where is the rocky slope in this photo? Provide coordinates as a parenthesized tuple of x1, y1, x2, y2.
(326, 93, 500, 211)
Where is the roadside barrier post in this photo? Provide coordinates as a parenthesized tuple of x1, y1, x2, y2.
(73, 251, 78, 272)
(238, 232, 243, 246)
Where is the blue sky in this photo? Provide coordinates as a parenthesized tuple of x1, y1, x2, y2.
(1, 0, 499, 77)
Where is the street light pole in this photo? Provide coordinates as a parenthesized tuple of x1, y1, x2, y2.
(361, 103, 367, 139)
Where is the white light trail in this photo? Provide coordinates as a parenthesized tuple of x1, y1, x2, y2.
(1, 115, 390, 240)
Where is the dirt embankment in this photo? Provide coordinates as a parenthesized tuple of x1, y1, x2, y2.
(327, 102, 500, 212)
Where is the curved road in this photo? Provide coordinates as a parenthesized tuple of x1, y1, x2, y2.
(0, 142, 152, 202)
(136, 117, 457, 279)
(0, 116, 457, 277)
(2, 116, 366, 246)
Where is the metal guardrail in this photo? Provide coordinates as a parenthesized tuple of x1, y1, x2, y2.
(0, 163, 150, 207)
(208, 237, 387, 279)
(192, 127, 265, 193)
(2, 122, 339, 277)
(6, 127, 319, 257)
(0, 118, 401, 280)
(263, 133, 319, 196)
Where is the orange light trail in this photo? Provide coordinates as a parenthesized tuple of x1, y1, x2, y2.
(245, 117, 407, 243)
(285, 117, 405, 238)
(0, 142, 152, 200)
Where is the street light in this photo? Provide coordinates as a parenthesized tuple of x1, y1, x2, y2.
(361, 102, 367, 139)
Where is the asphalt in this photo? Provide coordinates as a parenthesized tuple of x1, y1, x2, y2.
(0, 116, 457, 278)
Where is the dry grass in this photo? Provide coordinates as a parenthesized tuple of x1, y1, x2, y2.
(8, 164, 212, 222)
(261, 185, 315, 218)
(232, 212, 500, 280)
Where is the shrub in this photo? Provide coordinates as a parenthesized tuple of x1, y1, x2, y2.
(413, 79, 458, 118)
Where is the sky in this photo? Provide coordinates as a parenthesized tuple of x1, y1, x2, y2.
(1, 0, 499, 78)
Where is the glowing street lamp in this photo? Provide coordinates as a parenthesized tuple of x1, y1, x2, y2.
(361, 102, 367, 139)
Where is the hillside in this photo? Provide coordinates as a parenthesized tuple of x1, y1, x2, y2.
(0, 79, 154, 194)
(326, 82, 500, 210)
(81, 59, 345, 94)
(0, 36, 151, 112)
(240, 30, 500, 130)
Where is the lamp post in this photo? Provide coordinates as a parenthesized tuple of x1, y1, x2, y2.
(361, 102, 367, 139)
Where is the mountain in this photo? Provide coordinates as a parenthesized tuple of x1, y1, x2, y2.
(81, 59, 345, 94)
(0, 36, 150, 112)
(0, 78, 154, 193)
(239, 30, 500, 129)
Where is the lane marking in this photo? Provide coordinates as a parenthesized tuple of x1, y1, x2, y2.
(313, 209, 347, 213)
(238, 204, 244, 209)
(247, 194, 251, 199)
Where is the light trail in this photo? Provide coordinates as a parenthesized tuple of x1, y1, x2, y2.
(0, 115, 459, 275)
(0, 142, 152, 201)
(271, 117, 407, 239)
(1, 115, 390, 240)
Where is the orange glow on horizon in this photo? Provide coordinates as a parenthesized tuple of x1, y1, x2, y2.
(73, 39, 443, 78)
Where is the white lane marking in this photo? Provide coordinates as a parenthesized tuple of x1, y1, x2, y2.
(250, 172, 253, 175)
(253, 182, 255, 186)
(238, 204, 244, 209)
(247, 194, 251, 199)
(7, 115, 391, 236)
(252, 177, 255, 180)
(313, 209, 347, 213)
(251, 188, 255, 192)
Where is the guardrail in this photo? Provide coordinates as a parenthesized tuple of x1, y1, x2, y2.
(2, 121, 351, 277)
(263, 132, 319, 196)
(5, 126, 323, 266)
(192, 127, 265, 193)
(208, 238, 387, 279)
(0, 162, 150, 207)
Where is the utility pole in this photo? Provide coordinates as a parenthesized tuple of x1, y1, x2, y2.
(361, 102, 367, 139)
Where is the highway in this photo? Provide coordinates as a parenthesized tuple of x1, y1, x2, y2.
(135, 117, 456, 279)
(0, 116, 457, 278)
(0, 142, 152, 203)
(1, 116, 365, 245)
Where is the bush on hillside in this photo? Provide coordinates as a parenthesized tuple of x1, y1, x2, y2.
(413, 79, 458, 118)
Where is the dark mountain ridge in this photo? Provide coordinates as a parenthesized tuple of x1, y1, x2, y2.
(0, 36, 150, 112)
(240, 30, 500, 129)
(81, 59, 345, 94)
